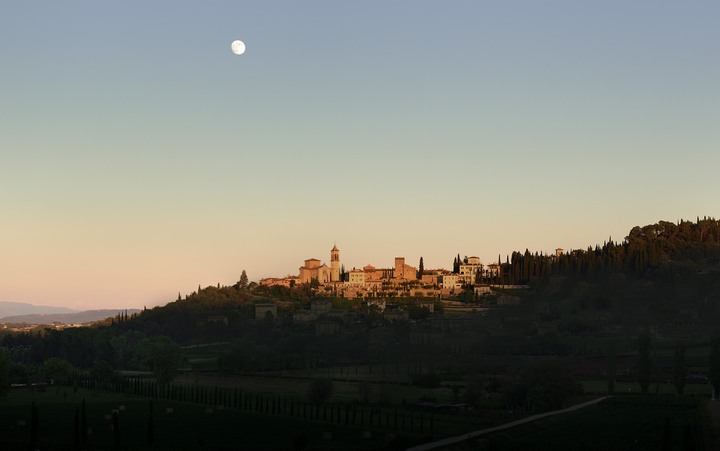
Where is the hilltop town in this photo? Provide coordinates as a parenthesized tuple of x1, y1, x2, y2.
(258, 245, 532, 300)
(253, 245, 538, 326)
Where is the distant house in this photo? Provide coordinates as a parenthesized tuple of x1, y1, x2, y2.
(459, 256, 483, 285)
(440, 274, 462, 290)
(207, 315, 228, 325)
(293, 311, 316, 323)
(368, 299, 387, 312)
(254, 303, 277, 319)
(326, 309, 350, 323)
(311, 299, 332, 316)
(497, 295, 521, 306)
(421, 272, 441, 286)
(315, 319, 340, 336)
(415, 402, 470, 413)
(417, 300, 434, 313)
(384, 309, 409, 322)
(196, 315, 229, 329)
(260, 276, 299, 287)
(348, 269, 366, 286)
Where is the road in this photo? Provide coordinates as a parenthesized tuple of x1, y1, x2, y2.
(406, 396, 610, 451)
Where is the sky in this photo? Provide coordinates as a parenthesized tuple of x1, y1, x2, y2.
(2, 1, 718, 310)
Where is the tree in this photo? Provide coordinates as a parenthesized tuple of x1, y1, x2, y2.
(673, 341, 687, 396)
(408, 306, 430, 320)
(710, 333, 720, 399)
(606, 341, 616, 395)
(505, 359, 581, 412)
(147, 400, 154, 446)
(417, 257, 424, 279)
(239, 270, 249, 290)
(44, 357, 73, 385)
(113, 411, 120, 449)
(293, 432, 309, 450)
(662, 416, 672, 451)
(0, 348, 10, 397)
(465, 375, 487, 409)
(637, 334, 652, 394)
(81, 398, 88, 447)
(683, 423, 694, 450)
(74, 406, 80, 450)
(307, 378, 333, 406)
(90, 360, 115, 383)
(357, 378, 371, 404)
(135, 336, 184, 385)
(31, 401, 39, 450)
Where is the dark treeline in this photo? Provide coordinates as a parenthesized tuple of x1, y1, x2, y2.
(503, 217, 720, 284)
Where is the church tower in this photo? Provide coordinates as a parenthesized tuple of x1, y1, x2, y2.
(330, 245, 340, 282)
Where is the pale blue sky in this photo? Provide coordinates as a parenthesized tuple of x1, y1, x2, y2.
(2, 1, 718, 308)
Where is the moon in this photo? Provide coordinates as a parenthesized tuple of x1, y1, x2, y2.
(231, 40, 246, 55)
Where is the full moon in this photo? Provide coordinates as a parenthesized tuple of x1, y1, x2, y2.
(231, 40, 246, 55)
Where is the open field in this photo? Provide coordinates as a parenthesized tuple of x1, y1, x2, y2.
(0, 387, 402, 450)
(180, 372, 465, 406)
(581, 379, 713, 396)
(443, 396, 711, 451)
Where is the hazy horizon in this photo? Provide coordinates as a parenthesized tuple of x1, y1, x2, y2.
(2, 1, 718, 310)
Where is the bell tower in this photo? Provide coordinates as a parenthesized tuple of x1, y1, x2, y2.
(330, 245, 340, 282)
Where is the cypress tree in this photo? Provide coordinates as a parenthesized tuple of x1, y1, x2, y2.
(31, 401, 39, 450)
(606, 342, 617, 395)
(147, 400, 154, 446)
(74, 407, 80, 451)
(638, 334, 652, 394)
(80, 398, 87, 446)
(683, 423, 694, 450)
(662, 416, 672, 451)
(710, 333, 720, 399)
(239, 270, 249, 289)
(674, 342, 687, 396)
(113, 411, 120, 450)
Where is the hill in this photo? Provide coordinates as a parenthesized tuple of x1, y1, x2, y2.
(0, 309, 141, 325)
(0, 301, 77, 318)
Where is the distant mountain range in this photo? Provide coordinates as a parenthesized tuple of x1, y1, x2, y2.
(0, 301, 140, 325)
(0, 301, 77, 317)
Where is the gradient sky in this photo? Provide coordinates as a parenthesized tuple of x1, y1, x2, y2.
(2, 1, 718, 309)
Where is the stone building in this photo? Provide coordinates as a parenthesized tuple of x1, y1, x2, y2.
(299, 245, 342, 284)
(394, 257, 417, 280)
(459, 256, 483, 285)
(254, 303, 277, 319)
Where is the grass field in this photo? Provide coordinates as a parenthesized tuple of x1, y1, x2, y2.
(581, 379, 713, 396)
(5, 383, 711, 450)
(180, 372, 462, 406)
(448, 395, 711, 451)
(0, 387, 406, 450)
